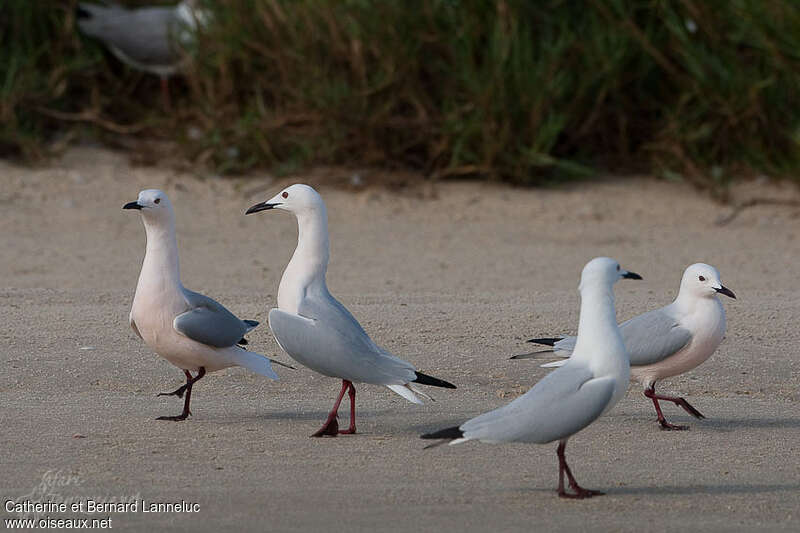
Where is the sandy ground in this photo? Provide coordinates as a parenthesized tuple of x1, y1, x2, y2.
(1, 147, 799, 532)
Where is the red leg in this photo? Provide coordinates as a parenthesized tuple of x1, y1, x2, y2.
(157, 367, 205, 421)
(338, 382, 357, 434)
(556, 440, 604, 499)
(644, 384, 704, 431)
(311, 380, 350, 437)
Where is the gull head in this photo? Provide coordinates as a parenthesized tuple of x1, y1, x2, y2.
(579, 257, 642, 292)
(245, 184, 324, 216)
(681, 263, 735, 299)
(122, 189, 174, 224)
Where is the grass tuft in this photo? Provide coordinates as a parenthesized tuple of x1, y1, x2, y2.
(2, 0, 800, 189)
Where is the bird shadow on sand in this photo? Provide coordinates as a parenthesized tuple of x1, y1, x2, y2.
(205, 408, 396, 424)
(699, 417, 800, 431)
(607, 482, 800, 496)
(508, 482, 800, 497)
(613, 414, 800, 432)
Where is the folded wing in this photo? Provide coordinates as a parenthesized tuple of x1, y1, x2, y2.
(173, 289, 250, 348)
(620, 309, 692, 366)
(461, 365, 615, 444)
(269, 291, 417, 385)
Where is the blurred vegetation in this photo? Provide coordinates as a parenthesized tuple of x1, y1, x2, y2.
(2, 0, 800, 189)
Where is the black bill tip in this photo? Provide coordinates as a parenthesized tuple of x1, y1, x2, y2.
(123, 201, 142, 210)
(715, 286, 736, 299)
(622, 271, 642, 280)
(245, 202, 279, 215)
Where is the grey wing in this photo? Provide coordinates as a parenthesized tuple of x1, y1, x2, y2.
(77, 4, 180, 65)
(172, 289, 248, 348)
(620, 308, 692, 366)
(461, 365, 615, 444)
(269, 295, 416, 384)
(304, 292, 417, 382)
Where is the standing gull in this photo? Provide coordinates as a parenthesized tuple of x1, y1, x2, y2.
(125, 189, 288, 421)
(422, 257, 641, 498)
(245, 184, 456, 437)
(76, 1, 207, 107)
(518, 263, 735, 430)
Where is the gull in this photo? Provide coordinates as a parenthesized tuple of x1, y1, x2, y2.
(76, 1, 207, 107)
(518, 263, 735, 430)
(245, 184, 456, 437)
(422, 257, 641, 499)
(124, 189, 289, 421)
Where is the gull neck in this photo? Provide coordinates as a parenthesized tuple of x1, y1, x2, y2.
(140, 216, 182, 288)
(278, 205, 330, 312)
(571, 281, 622, 364)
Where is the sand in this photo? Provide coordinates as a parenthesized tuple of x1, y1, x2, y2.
(1, 147, 799, 532)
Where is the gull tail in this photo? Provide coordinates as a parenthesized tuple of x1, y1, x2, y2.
(386, 384, 423, 405)
(413, 371, 456, 389)
(527, 337, 563, 346)
(231, 349, 280, 380)
(420, 426, 466, 449)
(510, 349, 554, 360)
(407, 383, 434, 402)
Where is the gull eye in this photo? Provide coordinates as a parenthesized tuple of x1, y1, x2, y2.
(698, 275, 705, 281)
(154, 198, 161, 204)
(282, 191, 289, 199)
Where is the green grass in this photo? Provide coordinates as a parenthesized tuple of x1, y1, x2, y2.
(2, 0, 800, 189)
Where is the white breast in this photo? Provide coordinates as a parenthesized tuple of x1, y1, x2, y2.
(631, 298, 725, 387)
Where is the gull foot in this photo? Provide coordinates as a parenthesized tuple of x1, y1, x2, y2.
(156, 412, 190, 421)
(658, 420, 689, 431)
(311, 417, 339, 437)
(558, 487, 604, 499)
(676, 398, 705, 419)
(157, 385, 188, 398)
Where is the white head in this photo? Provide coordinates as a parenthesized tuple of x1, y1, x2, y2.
(122, 189, 175, 226)
(679, 263, 736, 299)
(245, 184, 325, 217)
(579, 257, 642, 292)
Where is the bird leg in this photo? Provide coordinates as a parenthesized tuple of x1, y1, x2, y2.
(160, 77, 171, 111)
(157, 367, 205, 421)
(157, 375, 190, 399)
(338, 382, 357, 435)
(644, 385, 705, 431)
(311, 380, 351, 437)
(556, 440, 604, 499)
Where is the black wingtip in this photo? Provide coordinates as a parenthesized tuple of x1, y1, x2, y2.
(243, 319, 259, 328)
(75, 6, 92, 19)
(413, 371, 456, 389)
(421, 426, 463, 440)
(237, 338, 248, 346)
(510, 349, 554, 360)
(526, 337, 561, 346)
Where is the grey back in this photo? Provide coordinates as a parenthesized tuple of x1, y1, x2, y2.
(553, 306, 692, 367)
(77, 2, 185, 67)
